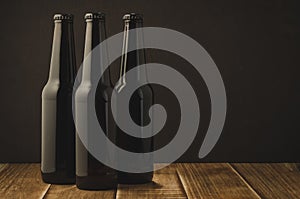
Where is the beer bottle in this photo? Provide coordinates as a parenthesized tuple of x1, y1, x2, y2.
(116, 13, 154, 184)
(75, 12, 117, 190)
(41, 14, 76, 184)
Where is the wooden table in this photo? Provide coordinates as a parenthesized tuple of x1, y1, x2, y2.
(0, 163, 299, 198)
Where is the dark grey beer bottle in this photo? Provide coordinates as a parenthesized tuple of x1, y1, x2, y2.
(116, 13, 154, 184)
(75, 12, 117, 190)
(41, 14, 76, 184)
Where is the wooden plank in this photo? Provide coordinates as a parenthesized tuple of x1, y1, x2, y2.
(0, 164, 50, 199)
(231, 163, 300, 199)
(283, 163, 300, 172)
(154, 163, 178, 174)
(44, 184, 116, 199)
(176, 163, 261, 199)
(0, 164, 8, 173)
(0, 163, 298, 198)
(116, 164, 187, 199)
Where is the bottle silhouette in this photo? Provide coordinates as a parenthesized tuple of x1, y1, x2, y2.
(75, 12, 117, 190)
(41, 14, 76, 184)
(116, 13, 154, 184)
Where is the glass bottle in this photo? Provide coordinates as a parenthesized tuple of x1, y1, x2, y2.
(41, 14, 76, 184)
(116, 13, 154, 184)
(75, 12, 117, 190)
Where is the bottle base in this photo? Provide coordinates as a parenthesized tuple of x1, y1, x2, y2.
(41, 171, 75, 184)
(117, 172, 153, 184)
(76, 174, 117, 190)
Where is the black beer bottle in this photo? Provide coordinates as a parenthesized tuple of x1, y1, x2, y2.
(116, 13, 154, 184)
(41, 14, 76, 184)
(75, 12, 117, 190)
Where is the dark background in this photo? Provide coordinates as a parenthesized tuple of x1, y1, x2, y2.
(0, 0, 299, 163)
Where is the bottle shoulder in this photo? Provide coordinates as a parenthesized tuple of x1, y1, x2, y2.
(42, 80, 75, 100)
(115, 80, 153, 99)
(132, 85, 153, 100)
(75, 82, 114, 102)
(42, 81, 60, 99)
(96, 84, 114, 101)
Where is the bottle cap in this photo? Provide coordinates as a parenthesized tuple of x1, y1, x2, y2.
(123, 13, 143, 21)
(53, 14, 73, 21)
(84, 12, 105, 20)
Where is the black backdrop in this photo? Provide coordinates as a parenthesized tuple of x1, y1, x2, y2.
(0, 0, 299, 163)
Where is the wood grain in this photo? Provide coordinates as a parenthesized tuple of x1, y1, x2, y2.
(154, 163, 178, 174)
(0, 164, 50, 199)
(231, 163, 300, 199)
(283, 163, 300, 172)
(116, 164, 187, 199)
(44, 184, 116, 199)
(0, 164, 8, 173)
(176, 163, 261, 199)
(1, 163, 299, 199)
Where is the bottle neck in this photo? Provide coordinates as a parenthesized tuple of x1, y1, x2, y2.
(48, 21, 76, 85)
(119, 20, 147, 85)
(82, 20, 111, 86)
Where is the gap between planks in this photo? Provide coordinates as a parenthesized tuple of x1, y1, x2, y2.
(0, 164, 50, 199)
(115, 164, 187, 199)
(1, 163, 299, 199)
(176, 163, 262, 199)
(231, 163, 300, 199)
(227, 163, 261, 199)
(45, 164, 186, 199)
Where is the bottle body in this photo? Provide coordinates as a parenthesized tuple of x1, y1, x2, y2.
(117, 86, 154, 184)
(75, 13, 117, 190)
(41, 14, 76, 184)
(116, 13, 154, 184)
